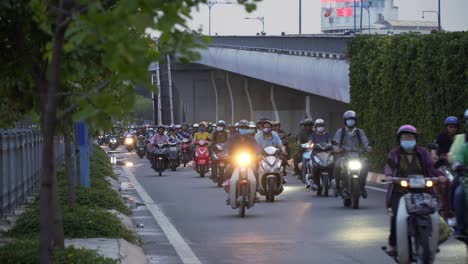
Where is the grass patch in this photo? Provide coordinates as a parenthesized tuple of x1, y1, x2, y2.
(0, 239, 117, 264)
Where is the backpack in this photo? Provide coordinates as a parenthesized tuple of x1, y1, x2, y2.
(339, 127, 362, 148)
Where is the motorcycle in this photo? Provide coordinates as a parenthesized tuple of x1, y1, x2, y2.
(225, 151, 257, 217)
(180, 138, 192, 167)
(280, 133, 291, 176)
(108, 136, 119, 151)
(299, 142, 313, 184)
(124, 135, 135, 152)
(211, 143, 226, 187)
(136, 136, 146, 159)
(194, 140, 210, 177)
(336, 151, 365, 209)
(98, 135, 106, 145)
(167, 141, 180, 171)
(258, 146, 283, 202)
(383, 174, 440, 264)
(152, 143, 167, 176)
(308, 142, 334, 197)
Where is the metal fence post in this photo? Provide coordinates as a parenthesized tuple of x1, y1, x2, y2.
(0, 131, 8, 215)
(8, 131, 17, 214)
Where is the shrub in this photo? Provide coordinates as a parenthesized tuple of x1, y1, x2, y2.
(347, 32, 468, 170)
(0, 239, 117, 264)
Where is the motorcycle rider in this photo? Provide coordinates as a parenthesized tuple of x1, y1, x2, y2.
(149, 125, 170, 169)
(333, 111, 371, 198)
(194, 121, 210, 142)
(274, 121, 290, 176)
(306, 119, 334, 189)
(224, 120, 262, 203)
(168, 127, 181, 143)
(435, 116, 459, 165)
(449, 109, 468, 239)
(256, 120, 287, 184)
(384, 125, 443, 255)
(209, 120, 230, 178)
(295, 118, 315, 179)
(192, 123, 199, 136)
(178, 123, 193, 140)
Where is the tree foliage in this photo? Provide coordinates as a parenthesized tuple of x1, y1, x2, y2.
(347, 32, 468, 169)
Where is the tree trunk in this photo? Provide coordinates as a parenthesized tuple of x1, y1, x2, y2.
(63, 113, 75, 206)
(74, 123, 81, 187)
(39, 0, 74, 262)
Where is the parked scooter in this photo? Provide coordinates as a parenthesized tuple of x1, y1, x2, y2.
(211, 143, 226, 187)
(308, 142, 334, 197)
(167, 141, 180, 171)
(225, 151, 257, 217)
(124, 135, 135, 152)
(108, 136, 119, 151)
(194, 140, 210, 177)
(136, 136, 146, 159)
(382, 174, 440, 264)
(258, 146, 284, 202)
(180, 138, 191, 167)
(152, 143, 167, 176)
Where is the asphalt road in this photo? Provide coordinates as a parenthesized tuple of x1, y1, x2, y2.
(112, 146, 467, 264)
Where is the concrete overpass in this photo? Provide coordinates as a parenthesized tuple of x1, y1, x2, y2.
(170, 35, 352, 133)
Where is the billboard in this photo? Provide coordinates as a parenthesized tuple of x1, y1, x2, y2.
(321, 0, 367, 32)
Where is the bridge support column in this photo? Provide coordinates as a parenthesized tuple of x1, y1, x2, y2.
(211, 71, 219, 121)
(270, 85, 280, 122)
(225, 72, 235, 125)
(244, 78, 253, 121)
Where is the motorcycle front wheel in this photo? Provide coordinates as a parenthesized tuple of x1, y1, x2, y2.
(352, 177, 360, 209)
(239, 184, 247, 218)
(199, 164, 205, 177)
(217, 167, 224, 187)
(267, 177, 276, 202)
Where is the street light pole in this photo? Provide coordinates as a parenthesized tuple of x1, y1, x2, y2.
(353, 0, 357, 31)
(206, 0, 233, 36)
(299, 0, 302, 34)
(245, 17, 265, 34)
(438, 0, 441, 32)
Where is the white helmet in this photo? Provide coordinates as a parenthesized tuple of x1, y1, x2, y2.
(193, 123, 199, 128)
(314, 119, 325, 126)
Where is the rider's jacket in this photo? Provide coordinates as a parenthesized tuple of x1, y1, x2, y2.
(309, 132, 332, 144)
(210, 131, 229, 145)
(194, 131, 210, 141)
(333, 127, 370, 152)
(178, 131, 192, 140)
(255, 132, 283, 149)
(150, 133, 169, 145)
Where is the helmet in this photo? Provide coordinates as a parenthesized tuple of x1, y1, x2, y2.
(444, 116, 459, 126)
(299, 119, 305, 125)
(217, 120, 227, 127)
(156, 125, 165, 130)
(193, 123, 199, 128)
(237, 120, 249, 128)
(234, 122, 239, 128)
(248, 121, 256, 128)
(261, 120, 273, 126)
(397, 125, 417, 138)
(343, 110, 356, 120)
(303, 118, 314, 125)
(314, 118, 325, 126)
(175, 125, 181, 129)
(199, 121, 208, 127)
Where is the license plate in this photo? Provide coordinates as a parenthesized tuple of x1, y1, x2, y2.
(158, 157, 163, 160)
(409, 178, 425, 187)
(170, 147, 178, 151)
(198, 159, 207, 164)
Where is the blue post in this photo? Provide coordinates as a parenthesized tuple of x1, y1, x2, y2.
(77, 122, 90, 187)
(72, 124, 78, 186)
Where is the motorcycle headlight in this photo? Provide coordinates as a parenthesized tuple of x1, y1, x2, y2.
(348, 160, 362, 170)
(236, 152, 252, 167)
(125, 138, 133, 145)
(110, 139, 116, 143)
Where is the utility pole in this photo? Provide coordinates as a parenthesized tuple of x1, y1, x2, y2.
(299, 0, 302, 34)
(438, 0, 441, 32)
(360, 0, 363, 32)
(353, 0, 357, 32)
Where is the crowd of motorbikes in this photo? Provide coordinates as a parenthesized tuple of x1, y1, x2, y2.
(97, 110, 468, 264)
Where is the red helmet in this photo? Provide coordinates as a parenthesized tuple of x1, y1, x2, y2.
(397, 125, 417, 138)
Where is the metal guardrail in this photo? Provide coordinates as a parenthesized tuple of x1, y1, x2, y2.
(207, 35, 352, 55)
(207, 44, 347, 60)
(0, 129, 64, 216)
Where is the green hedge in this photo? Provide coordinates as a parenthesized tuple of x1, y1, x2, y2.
(0, 239, 116, 264)
(347, 32, 468, 169)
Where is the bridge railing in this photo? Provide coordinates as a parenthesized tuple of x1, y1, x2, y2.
(0, 129, 64, 216)
(207, 35, 352, 55)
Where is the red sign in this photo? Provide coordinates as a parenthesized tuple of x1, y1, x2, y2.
(336, 7, 353, 17)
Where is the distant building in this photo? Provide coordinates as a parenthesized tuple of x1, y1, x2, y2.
(320, 0, 437, 34)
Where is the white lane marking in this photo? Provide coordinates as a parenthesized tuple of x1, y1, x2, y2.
(366, 186, 387, 193)
(123, 167, 202, 264)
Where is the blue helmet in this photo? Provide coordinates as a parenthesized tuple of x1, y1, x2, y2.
(444, 116, 459, 126)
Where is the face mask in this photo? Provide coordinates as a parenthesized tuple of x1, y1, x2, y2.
(316, 127, 325, 133)
(400, 140, 416, 151)
(345, 119, 355, 127)
(216, 127, 223, 132)
(263, 127, 271, 133)
(199, 128, 205, 132)
(239, 129, 250, 135)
